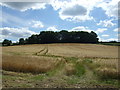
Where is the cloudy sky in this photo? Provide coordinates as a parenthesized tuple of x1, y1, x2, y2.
(0, 0, 119, 42)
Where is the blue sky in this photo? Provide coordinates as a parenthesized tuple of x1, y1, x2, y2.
(0, 0, 119, 42)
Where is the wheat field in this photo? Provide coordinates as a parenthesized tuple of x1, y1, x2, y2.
(2, 43, 118, 57)
(2, 43, 119, 88)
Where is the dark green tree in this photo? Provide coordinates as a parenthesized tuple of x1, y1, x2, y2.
(59, 30, 70, 43)
(19, 38, 25, 45)
(39, 31, 58, 43)
(17, 30, 99, 45)
(29, 35, 38, 44)
(2, 39, 12, 46)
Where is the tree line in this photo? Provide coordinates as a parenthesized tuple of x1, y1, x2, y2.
(2, 30, 99, 46)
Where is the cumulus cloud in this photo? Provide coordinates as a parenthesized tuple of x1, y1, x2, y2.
(59, 4, 93, 21)
(101, 34, 109, 37)
(97, 19, 116, 27)
(69, 26, 92, 32)
(30, 21, 44, 28)
(97, 0, 119, 19)
(0, 27, 37, 40)
(61, 5, 87, 16)
(51, 0, 114, 22)
(59, 3, 94, 21)
(96, 28, 107, 34)
(51, 0, 96, 22)
(46, 26, 59, 31)
(51, 0, 101, 11)
(113, 28, 120, 32)
(51, 0, 119, 21)
(1, 2, 46, 11)
(50, 0, 67, 11)
(1, 0, 119, 22)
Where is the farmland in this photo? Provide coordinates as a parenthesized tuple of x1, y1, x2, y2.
(1, 43, 120, 88)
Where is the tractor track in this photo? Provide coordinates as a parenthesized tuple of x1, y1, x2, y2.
(35, 46, 48, 56)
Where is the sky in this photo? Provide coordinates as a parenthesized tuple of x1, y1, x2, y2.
(0, 0, 119, 42)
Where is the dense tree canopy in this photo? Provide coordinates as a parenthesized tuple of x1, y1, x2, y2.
(24, 30, 99, 44)
(2, 30, 99, 46)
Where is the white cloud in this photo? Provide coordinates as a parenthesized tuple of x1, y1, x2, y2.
(97, 0, 119, 19)
(96, 28, 107, 34)
(99, 37, 118, 42)
(51, 0, 97, 22)
(1, 2, 46, 11)
(113, 28, 120, 32)
(61, 5, 87, 16)
(69, 26, 108, 34)
(46, 26, 59, 31)
(101, 34, 109, 37)
(0, 36, 4, 42)
(51, 0, 102, 11)
(59, 6, 93, 21)
(69, 26, 92, 32)
(0, 27, 37, 41)
(1, 0, 119, 22)
(0, 0, 50, 2)
(50, 0, 67, 10)
(107, 38, 118, 41)
(30, 21, 44, 28)
(97, 19, 116, 27)
(1, 0, 119, 20)
(114, 28, 118, 32)
(51, 0, 119, 21)
(59, 3, 93, 22)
